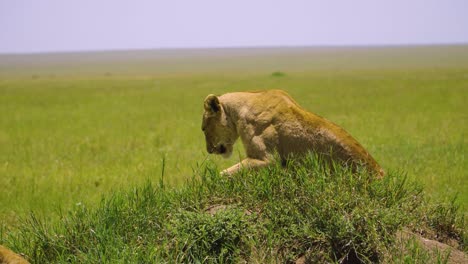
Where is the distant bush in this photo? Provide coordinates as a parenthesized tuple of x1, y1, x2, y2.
(2, 154, 465, 263)
(271, 71, 286, 77)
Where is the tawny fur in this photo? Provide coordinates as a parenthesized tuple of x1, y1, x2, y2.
(202, 90, 384, 177)
(0, 246, 29, 264)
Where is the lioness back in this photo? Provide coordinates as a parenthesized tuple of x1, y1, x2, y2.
(203, 89, 384, 177)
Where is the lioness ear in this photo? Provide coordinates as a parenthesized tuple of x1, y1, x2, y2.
(204, 94, 221, 113)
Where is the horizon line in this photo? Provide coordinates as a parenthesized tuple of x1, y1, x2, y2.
(2, 42, 468, 56)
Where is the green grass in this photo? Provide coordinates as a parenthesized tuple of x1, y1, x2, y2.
(0, 46, 466, 261)
(1, 156, 465, 263)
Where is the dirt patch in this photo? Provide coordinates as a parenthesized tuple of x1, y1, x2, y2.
(204, 204, 254, 216)
(396, 230, 467, 264)
(295, 230, 467, 264)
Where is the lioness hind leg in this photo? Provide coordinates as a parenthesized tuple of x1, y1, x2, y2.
(221, 158, 271, 176)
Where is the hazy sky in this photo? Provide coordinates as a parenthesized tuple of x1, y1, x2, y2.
(1, 0, 467, 54)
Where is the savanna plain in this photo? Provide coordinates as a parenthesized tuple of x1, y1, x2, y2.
(0, 46, 466, 263)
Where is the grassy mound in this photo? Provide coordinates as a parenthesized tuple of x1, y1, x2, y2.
(2, 155, 466, 263)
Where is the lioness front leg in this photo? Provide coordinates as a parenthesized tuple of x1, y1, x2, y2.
(221, 158, 271, 176)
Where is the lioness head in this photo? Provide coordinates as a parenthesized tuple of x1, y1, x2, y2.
(202, 94, 238, 158)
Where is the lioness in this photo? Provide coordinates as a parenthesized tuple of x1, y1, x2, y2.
(202, 90, 384, 177)
(0, 245, 29, 264)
